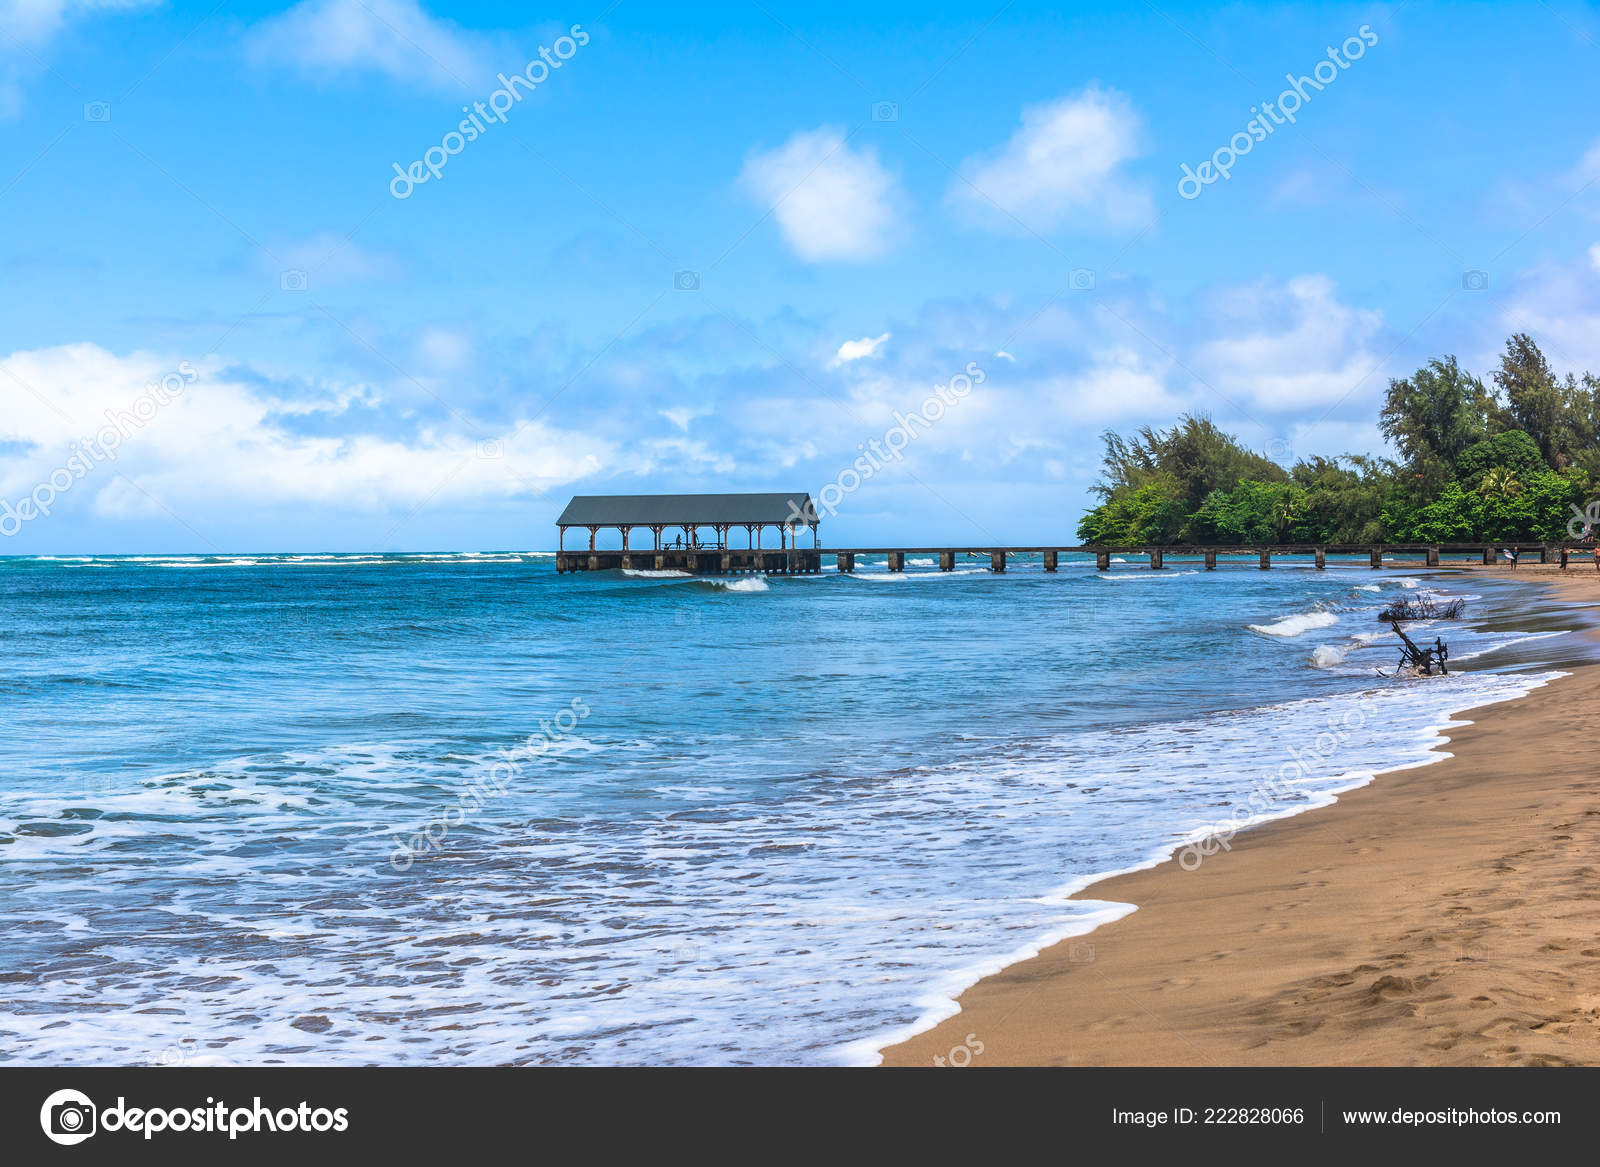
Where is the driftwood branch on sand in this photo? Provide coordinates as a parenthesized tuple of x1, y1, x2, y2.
(1380, 617, 1450, 676)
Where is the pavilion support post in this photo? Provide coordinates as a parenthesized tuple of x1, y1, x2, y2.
(558, 527, 565, 552)
(588, 526, 598, 552)
(1315, 547, 1326, 570)
(1150, 549, 1163, 570)
(652, 526, 663, 551)
(1096, 551, 1110, 571)
(1259, 549, 1270, 570)
(939, 551, 955, 572)
(621, 526, 630, 553)
(1043, 550, 1058, 571)
(1370, 548, 1382, 569)
(1204, 550, 1217, 570)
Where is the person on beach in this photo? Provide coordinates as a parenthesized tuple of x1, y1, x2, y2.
(1510, 547, 1520, 570)
(1560, 547, 1569, 570)
(1593, 543, 1600, 572)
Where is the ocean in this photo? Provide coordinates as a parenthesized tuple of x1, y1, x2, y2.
(0, 552, 1581, 1065)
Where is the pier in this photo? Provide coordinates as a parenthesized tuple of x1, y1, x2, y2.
(555, 492, 822, 575)
(553, 496, 1582, 575)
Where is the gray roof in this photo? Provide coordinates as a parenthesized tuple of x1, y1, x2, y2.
(556, 493, 819, 527)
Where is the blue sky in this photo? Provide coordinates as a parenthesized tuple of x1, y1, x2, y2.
(4, 0, 1600, 552)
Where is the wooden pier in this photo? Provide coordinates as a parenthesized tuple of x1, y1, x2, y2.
(556, 540, 1582, 575)
(552, 497, 1582, 575)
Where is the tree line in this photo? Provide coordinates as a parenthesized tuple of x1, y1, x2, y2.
(1076, 333, 1598, 545)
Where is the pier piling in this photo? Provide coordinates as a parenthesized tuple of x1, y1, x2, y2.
(1315, 548, 1326, 570)
(888, 552, 904, 572)
(1096, 551, 1110, 571)
(1259, 550, 1270, 570)
(1426, 547, 1440, 567)
(1149, 550, 1164, 570)
(1204, 550, 1216, 570)
(939, 551, 955, 572)
(1370, 548, 1382, 569)
(1043, 550, 1057, 572)
(837, 552, 855, 573)
(990, 551, 1006, 573)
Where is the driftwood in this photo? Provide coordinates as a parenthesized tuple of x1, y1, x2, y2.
(1380, 618, 1449, 676)
(1377, 594, 1465, 622)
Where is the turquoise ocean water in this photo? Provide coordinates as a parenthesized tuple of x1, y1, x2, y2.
(0, 552, 1581, 1064)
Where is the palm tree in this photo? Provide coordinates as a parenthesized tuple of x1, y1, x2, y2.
(1270, 492, 1303, 541)
(1478, 466, 1524, 500)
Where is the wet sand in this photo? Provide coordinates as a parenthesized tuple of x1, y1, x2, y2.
(880, 571, 1600, 1066)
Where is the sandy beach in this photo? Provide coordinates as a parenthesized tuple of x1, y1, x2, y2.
(882, 569, 1600, 1067)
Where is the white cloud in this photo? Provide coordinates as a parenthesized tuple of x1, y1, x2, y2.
(738, 127, 903, 262)
(1194, 275, 1385, 412)
(247, 0, 495, 92)
(658, 406, 708, 432)
(272, 233, 397, 287)
(415, 327, 472, 370)
(0, 344, 610, 527)
(830, 332, 890, 366)
(1500, 251, 1600, 375)
(950, 86, 1151, 232)
(0, 0, 156, 117)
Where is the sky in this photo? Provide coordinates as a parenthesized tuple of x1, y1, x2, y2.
(3, 0, 1600, 552)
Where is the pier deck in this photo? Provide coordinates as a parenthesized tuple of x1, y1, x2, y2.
(555, 542, 1583, 575)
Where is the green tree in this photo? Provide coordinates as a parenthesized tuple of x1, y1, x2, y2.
(1091, 415, 1285, 512)
(1477, 466, 1523, 501)
(1455, 429, 1544, 489)
(1379, 356, 1494, 495)
(1494, 333, 1571, 468)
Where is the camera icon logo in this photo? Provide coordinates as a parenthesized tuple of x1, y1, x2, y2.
(83, 102, 111, 122)
(40, 1089, 97, 1146)
(1265, 437, 1294, 463)
(1462, 269, 1489, 291)
(673, 270, 700, 292)
(1069, 268, 1096, 291)
(476, 438, 505, 461)
(280, 269, 308, 293)
(871, 100, 898, 122)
